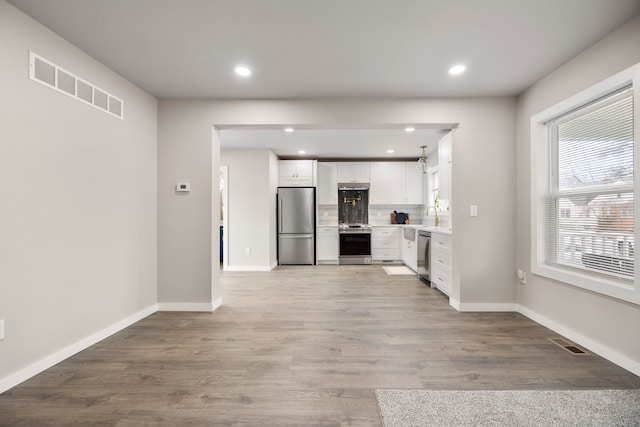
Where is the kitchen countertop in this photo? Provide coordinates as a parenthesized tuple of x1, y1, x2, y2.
(410, 225, 452, 235)
(317, 223, 452, 235)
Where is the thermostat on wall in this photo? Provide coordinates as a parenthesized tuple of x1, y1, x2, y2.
(176, 182, 191, 192)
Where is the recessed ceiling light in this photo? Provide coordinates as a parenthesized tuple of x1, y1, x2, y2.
(284, 127, 294, 133)
(234, 65, 252, 77)
(405, 127, 415, 133)
(298, 150, 306, 154)
(448, 64, 466, 75)
(387, 149, 395, 154)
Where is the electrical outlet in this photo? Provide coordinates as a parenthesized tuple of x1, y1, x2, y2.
(245, 247, 251, 254)
(470, 205, 478, 217)
(0, 319, 4, 340)
(517, 269, 527, 284)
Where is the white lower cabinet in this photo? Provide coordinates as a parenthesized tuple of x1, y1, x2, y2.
(401, 229, 418, 272)
(372, 226, 401, 262)
(317, 226, 338, 264)
(430, 232, 452, 296)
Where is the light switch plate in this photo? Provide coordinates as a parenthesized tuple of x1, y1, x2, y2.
(470, 205, 478, 217)
(0, 319, 5, 340)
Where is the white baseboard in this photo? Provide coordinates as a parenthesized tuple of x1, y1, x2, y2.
(457, 302, 519, 312)
(223, 265, 274, 272)
(0, 304, 157, 394)
(157, 298, 222, 312)
(517, 305, 640, 377)
(444, 298, 639, 376)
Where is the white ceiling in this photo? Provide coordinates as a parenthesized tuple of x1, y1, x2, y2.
(8, 0, 640, 157)
(220, 127, 448, 159)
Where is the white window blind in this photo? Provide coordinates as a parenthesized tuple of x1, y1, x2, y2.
(545, 86, 634, 281)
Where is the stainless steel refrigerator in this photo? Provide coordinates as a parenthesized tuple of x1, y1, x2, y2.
(277, 187, 315, 265)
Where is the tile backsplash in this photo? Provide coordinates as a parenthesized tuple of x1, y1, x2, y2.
(318, 205, 339, 225)
(318, 204, 448, 226)
(369, 205, 425, 225)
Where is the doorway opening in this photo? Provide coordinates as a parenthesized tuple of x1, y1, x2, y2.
(220, 165, 228, 269)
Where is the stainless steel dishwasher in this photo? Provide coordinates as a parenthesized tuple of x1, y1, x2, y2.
(417, 230, 431, 285)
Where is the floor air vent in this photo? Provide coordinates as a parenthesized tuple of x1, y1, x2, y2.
(548, 338, 589, 355)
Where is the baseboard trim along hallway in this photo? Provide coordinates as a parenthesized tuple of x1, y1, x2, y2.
(0, 304, 157, 394)
(157, 298, 222, 312)
(517, 305, 640, 377)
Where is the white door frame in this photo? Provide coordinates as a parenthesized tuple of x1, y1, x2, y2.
(220, 165, 229, 269)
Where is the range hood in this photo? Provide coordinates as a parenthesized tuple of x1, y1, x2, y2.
(338, 182, 369, 190)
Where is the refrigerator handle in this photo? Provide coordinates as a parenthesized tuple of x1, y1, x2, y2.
(278, 196, 283, 233)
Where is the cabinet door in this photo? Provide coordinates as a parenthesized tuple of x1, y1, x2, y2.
(405, 162, 424, 204)
(279, 160, 314, 186)
(402, 237, 418, 272)
(352, 162, 370, 182)
(295, 160, 314, 182)
(437, 133, 452, 203)
(369, 162, 389, 204)
(279, 160, 297, 179)
(337, 162, 353, 182)
(317, 227, 338, 261)
(318, 162, 338, 204)
(387, 162, 406, 204)
(338, 162, 369, 183)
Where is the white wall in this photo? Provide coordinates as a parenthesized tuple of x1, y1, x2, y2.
(157, 97, 517, 309)
(0, 1, 157, 385)
(220, 148, 277, 270)
(516, 15, 640, 373)
(156, 105, 216, 308)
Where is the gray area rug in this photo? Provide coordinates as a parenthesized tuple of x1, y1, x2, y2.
(375, 389, 640, 426)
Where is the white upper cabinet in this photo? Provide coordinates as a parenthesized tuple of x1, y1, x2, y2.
(405, 162, 424, 204)
(369, 162, 390, 204)
(369, 162, 423, 205)
(337, 162, 369, 183)
(388, 162, 407, 204)
(279, 160, 315, 186)
(317, 162, 338, 204)
(437, 133, 452, 204)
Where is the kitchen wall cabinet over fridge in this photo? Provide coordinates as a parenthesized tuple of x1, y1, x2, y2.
(279, 160, 316, 186)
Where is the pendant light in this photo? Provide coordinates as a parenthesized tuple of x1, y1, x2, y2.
(416, 145, 428, 174)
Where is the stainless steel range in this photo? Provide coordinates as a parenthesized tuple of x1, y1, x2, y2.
(338, 184, 372, 265)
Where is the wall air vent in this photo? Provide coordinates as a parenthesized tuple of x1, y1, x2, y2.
(28, 51, 124, 119)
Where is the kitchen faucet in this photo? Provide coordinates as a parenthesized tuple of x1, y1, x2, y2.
(427, 206, 440, 227)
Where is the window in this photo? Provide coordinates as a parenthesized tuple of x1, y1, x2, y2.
(531, 64, 639, 305)
(430, 168, 440, 207)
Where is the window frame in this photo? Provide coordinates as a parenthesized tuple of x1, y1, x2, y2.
(530, 63, 640, 305)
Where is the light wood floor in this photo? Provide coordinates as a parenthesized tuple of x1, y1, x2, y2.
(1, 266, 639, 426)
